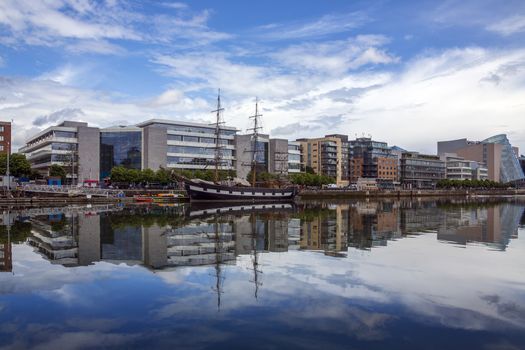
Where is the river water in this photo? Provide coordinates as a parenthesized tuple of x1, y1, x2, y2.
(0, 198, 524, 349)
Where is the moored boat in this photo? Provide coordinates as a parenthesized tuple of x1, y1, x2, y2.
(183, 92, 298, 202)
(185, 179, 297, 202)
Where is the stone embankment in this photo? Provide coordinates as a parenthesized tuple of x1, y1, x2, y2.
(298, 188, 525, 199)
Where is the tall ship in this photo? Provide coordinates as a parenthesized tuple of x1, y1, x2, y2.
(184, 91, 298, 202)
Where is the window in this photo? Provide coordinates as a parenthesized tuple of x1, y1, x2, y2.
(0, 145, 3, 151)
(0, 136, 3, 141)
(0, 126, 4, 132)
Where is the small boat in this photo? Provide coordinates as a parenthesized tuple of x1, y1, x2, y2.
(135, 193, 181, 203)
(153, 193, 180, 203)
(134, 195, 153, 203)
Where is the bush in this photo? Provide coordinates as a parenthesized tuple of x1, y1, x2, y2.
(290, 173, 334, 186)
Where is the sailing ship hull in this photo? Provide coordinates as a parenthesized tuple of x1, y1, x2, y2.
(185, 180, 297, 202)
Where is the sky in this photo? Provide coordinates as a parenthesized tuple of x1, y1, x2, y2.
(0, 0, 524, 153)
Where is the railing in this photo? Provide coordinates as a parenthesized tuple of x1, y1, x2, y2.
(21, 184, 124, 197)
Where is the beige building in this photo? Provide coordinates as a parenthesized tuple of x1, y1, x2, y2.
(297, 136, 349, 186)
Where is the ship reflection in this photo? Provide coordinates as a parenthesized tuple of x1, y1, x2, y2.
(0, 199, 523, 276)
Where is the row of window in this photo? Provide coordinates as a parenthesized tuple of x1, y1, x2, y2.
(167, 134, 234, 145)
(51, 142, 77, 151)
(167, 146, 234, 157)
(32, 154, 78, 165)
(54, 131, 77, 139)
(153, 123, 236, 136)
(288, 154, 301, 162)
(167, 157, 234, 167)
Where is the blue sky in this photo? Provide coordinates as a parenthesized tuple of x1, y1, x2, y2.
(1, 0, 524, 153)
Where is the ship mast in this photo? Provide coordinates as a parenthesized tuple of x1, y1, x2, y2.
(211, 89, 225, 183)
(211, 218, 224, 311)
(249, 213, 263, 299)
(248, 98, 263, 187)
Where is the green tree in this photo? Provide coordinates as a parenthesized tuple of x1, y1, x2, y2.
(155, 168, 171, 184)
(141, 168, 156, 183)
(290, 173, 334, 186)
(0, 153, 31, 177)
(110, 166, 127, 183)
(49, 164, 67, 181)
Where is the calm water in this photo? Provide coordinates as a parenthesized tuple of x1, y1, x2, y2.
(1, 198, 525, 350)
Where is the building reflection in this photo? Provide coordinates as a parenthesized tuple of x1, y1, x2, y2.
(9, 199, 524, 271)
(348, 201, 402, 250)
(0, 240, 12, 273)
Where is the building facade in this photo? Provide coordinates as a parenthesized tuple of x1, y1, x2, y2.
(19, 121, 100, 184)
(438, 135, 524, 183)
(400, 152, 446, 189)
(235, 134, 268, 181)
(137, 119, 237, 173)
(298, 135, 349, 186)
(287, 141, 301, 174)
(235, 135, 300, 180)
(100, 126, 142, 179)
(442, 154, 488, 181)
(21, 119, 239, 182)
(0, 121, 11, 155)
(349, 137, 398, 183)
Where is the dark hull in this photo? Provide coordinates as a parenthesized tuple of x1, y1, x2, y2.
(184, 180, 298, 202)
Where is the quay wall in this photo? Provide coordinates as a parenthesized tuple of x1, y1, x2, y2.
(298, 189, 525, 199)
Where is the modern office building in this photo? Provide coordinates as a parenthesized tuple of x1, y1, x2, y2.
(235, 134, 300, 180)
(100, 125, 142, 179)
(400, 152, 446, 189)
(0, 121, 11, 155)
(437, 135, 524, 183)
(136, 119, 237, 173)
(297, 135, 349, 186)
(21, 119, 239, 182)
(441, 154, 488, 181)
(19, 121, 100, 184)
(349, 137, 398, 183)
(483, 135, 525, 183)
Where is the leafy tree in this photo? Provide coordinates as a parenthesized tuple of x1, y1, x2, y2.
(155, 168, 171, 184)
(141, 168, 156, 183)
(110, 166, 127, 183)
(436, 178, 504, 189)
(245, 170, 278, 183)
(49, 164, 67, 181)
(290, 173, 334, 186)
(0, 153, 31, 177)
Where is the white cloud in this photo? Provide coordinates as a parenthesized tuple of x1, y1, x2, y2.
(0, 0, 230, 52)
(487, 15, 525, 36)
(256, 12, 368, 40)
(0, 76, 215, 150)
(271, 35, 397, 74)
(150, 89, 184, 106)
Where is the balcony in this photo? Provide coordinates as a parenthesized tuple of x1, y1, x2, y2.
(20, 137, 77, 153)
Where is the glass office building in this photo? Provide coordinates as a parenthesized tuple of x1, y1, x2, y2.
(482, 134, 525, 183)
(100, 127, 142, 179)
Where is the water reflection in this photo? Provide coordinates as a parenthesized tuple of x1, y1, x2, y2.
(1, 199, 524, 272)
(0, 199, 524, 349)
